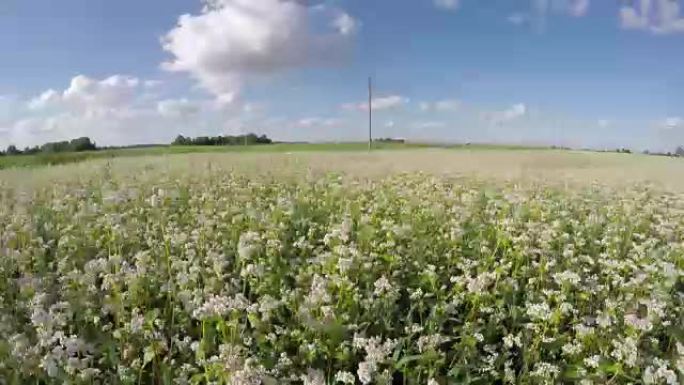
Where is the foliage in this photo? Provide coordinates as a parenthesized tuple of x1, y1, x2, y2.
(6, 144, 20, 155)
(374, 138, 405, 144)
(4, 137, 97, 156)
(676, 146, 684, 157)
(0, 162, 682, 385)
(41, 137, 97, 153)
(0, 142, 426, 170)
(173, 133, 272, 146)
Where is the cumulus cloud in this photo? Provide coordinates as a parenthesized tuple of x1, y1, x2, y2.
(342, 95, 409, 111)
(63, 75, 141, 114)
(620, 0, 684, 34)
(161, 0, 357, 102)
(28, 89, 60, 110)
(434, 0, 461, 11)
(157, 98, 202, 118)
(2, 74, 264, 148)
(25, 75, 145, 119)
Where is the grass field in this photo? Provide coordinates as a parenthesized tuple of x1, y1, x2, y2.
(1, 149, 682, 384)
(0, 142, 436, 170)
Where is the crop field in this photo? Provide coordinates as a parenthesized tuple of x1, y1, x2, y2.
(0, 149, 683, 385)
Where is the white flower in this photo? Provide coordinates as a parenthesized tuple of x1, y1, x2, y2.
(610, 337, 638, 368)
(530, 362, 559, 381)
(192, 294, 248, 320)
(357, 360, 377, 385)
(335, 370, 356, 384)
(624, 313, 653, 332)
(301, 368, 325, 385)
(237, 231, 260, 260)
(373, 276, 393, 296)
(307, 274, 331, 305)
(417, 333, 448, 353)
(552, 271, 581, 286)
(561, 342, 582, 356)
(466, 272, 495, 294)
(583, 355, 600, 369)
(643, 358, 678, 385)
(526, 302, 552, 321)
(338, 257, 353, 274)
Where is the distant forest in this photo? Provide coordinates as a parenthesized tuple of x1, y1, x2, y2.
(172, 133, 272, 146)
(0, 133, 274, 156)
(0, 137, 97, 156)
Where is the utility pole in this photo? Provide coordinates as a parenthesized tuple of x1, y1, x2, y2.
(368, 76, 373, 152)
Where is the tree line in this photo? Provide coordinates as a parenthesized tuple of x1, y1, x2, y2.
(0, 137, 97, 156)
(0, 133, 274, 156)
(172, 133, 272, 146)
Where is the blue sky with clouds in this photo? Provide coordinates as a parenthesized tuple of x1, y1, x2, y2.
(0, 0, 683, 150)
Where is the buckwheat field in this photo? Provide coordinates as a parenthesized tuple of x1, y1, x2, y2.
(1, 151, 682, 385)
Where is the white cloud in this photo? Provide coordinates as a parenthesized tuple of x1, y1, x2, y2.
(28, 89, 60, 110)
(342, 95, 409, 111)
(420, 99, 461, 112)
(664, 117, 683, 129)
(566, 0, 590, 17)
(161, 0, 357, 101)
(26, 75, 144, 118)
(598, 119, 610, 128)
(157, 98, 201, 118)
(524, 0, 591, 31)
(434, 0, 460, 11)
(620, 0, 684, 34)
(296, 117, 340, 128)
(490, 103, 527, 125)
(333, 13, 358, 36)
(385, 120, 396, 128)
(144, 80, 163, 88)
(372, 95, 409, 110)
(504, 103, 527, 119)
(414, 121, 447, 129)
(3, 74, 268, 148)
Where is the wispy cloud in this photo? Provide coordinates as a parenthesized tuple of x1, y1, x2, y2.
(620, 0, 684, 34)
(434, 0, 461, 11)
(419, 99, 461, 112)
(487, 103, 528, 125)
(342, 95, 409, 111)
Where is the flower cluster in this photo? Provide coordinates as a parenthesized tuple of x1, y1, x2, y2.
(0, 160, 682, 384)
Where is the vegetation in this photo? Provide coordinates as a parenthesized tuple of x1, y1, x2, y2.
(0, 142, 430, 170)
(172, 133, 272, 146)
(0, 137, 96, 156)
(0, 154, 683, 384)
(374, 138, 406, 144)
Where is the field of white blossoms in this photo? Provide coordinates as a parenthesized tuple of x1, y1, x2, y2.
(0, 152, 683, 385)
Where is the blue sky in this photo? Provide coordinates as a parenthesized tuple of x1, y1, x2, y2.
(1, 0, 683, 150)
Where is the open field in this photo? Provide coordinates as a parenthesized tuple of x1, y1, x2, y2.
(4, 148, 684, 191)
(1, 150, 683, 384)
(0, 142, 435, 170)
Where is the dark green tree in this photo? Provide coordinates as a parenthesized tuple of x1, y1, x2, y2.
(6, 145, 21, 155)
